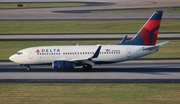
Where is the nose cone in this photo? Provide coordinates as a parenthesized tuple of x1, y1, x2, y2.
(9, 55, 15, 62)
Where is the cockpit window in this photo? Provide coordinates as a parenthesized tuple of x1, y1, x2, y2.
(17, 52, 23, 55)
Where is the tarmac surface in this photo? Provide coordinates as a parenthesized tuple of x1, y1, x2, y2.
(0, 34, 179, 41)
(0, 60, 180, 83)
(1, 9, 180, 20)
(0, 0, 180, 20)
(1, 11, 180, 20)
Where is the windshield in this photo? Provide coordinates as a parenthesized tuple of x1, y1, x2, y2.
(17, 52, 23, 55)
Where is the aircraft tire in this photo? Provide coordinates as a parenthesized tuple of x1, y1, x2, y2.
(27, 65, 31, 71)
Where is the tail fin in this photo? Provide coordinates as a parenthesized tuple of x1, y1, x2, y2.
(120, 11, 163, 46)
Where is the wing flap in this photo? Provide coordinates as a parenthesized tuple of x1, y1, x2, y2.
(69, 57, 89, 62)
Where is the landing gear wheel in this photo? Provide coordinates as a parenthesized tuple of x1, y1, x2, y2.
(87, 65, 92, 69)
(27, 65, 31, 71)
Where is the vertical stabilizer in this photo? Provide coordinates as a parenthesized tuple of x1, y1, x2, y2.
(120, 11, 163, 46)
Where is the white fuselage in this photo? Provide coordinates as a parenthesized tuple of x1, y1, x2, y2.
(9, 45, 157, 65)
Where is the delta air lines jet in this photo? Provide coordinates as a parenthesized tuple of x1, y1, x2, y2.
(9, 11, 168, 71)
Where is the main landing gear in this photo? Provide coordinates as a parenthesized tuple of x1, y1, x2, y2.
(82, 64, 92, 71)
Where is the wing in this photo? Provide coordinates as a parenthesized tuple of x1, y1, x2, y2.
(69, 45, 102, 66)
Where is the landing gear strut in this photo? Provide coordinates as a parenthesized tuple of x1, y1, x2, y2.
(27, 65, 31, 71)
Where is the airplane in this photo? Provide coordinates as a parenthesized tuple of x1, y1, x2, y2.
(9, 11, 168, 71)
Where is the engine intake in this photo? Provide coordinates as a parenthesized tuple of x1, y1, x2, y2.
(52, 60, 74, 70)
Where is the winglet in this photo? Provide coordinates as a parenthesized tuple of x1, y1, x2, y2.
(91, 46, 101, 58)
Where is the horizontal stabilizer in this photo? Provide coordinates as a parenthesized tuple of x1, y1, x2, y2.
(155, 41, 169, 47)
(143, 46, 158, 51)
(143, 41, 168, 51)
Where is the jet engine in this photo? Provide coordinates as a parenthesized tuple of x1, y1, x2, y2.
(52, 60, 74, 70)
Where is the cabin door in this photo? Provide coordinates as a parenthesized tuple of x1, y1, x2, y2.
(29, 49, 33, 59)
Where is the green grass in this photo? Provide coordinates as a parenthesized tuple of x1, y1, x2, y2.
(0, 2, 86, 8)
(92, 7, 180, 13)
(0, 20, 180, 34)
(0, 40, 179, 60)
(0, 83, 179, 104)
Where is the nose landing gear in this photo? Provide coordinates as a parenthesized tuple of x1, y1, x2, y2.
(20, 64, 31, 71)
(27, 65, 31, 71)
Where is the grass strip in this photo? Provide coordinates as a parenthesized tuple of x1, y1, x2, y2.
(0, 83, 180, 104)
(0, 2, 86, 8)
(92, 7, 180, 13)
(0, 20, 180, 34)
(0, 40, 179, 60)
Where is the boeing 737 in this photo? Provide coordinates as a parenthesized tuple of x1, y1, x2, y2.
(9, 11, 168, 71)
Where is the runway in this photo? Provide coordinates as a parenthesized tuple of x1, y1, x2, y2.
(0, 34, 179, 41)
(0, 0, 180, 20)
(1, 9, 180, 20)
(0, 60, 180, 83)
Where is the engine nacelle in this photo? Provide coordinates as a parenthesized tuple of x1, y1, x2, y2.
(52, 60, 74, 70)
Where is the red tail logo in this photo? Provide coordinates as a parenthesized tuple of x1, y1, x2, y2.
(120, 11, 163, 46)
